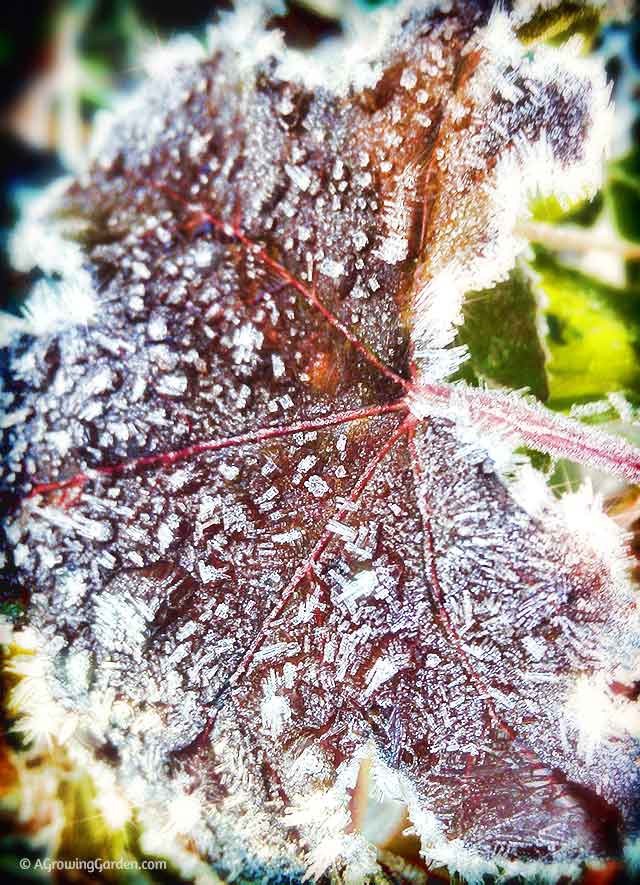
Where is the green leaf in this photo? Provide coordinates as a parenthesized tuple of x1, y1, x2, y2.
(606, 146, 640, 287)
(531, 247, 640, 409)
(530, 191, 603, 226)
(0, 836, 47, 882)
(607, 145, 640, 243)
(0, 602, 24, 624)
(516, 1, 601, 46)
(456, 265, 549, 400)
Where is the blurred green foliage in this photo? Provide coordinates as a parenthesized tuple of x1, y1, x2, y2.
(533, 247, 640, 408)
(516, 1, 601, 45)
(455, 266, 549, 401)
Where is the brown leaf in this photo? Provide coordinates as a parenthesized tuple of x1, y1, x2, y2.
(2, 2, 639, 883)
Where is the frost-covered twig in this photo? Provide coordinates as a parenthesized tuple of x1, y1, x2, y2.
(517, 219, 640, 258)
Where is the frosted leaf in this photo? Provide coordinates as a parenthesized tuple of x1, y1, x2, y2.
(2, 1, 639, 884)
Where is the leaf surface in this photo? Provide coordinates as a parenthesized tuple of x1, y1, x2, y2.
(2, 2, 640, 883)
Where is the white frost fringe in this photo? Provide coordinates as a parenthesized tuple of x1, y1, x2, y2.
(0, 179, 97, 346)
(412, 8, 612, 381)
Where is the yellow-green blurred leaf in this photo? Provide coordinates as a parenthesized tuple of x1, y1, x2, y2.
(607, 145, 640, 244)
(532, 248, 640, 408)
(516, 1, 601, 46)
(457, 265, 548, 400)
